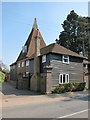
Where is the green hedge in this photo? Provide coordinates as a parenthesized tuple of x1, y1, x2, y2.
(0, 71, 5, 83)
(52, 82, 86, 94)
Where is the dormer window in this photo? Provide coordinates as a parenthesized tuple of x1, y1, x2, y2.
(22, 45, 27, 53)
(62, 55, 69, 64)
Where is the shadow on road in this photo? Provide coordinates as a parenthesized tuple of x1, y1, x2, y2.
(1, 81, 41, 96)
(1, 81, 90, 101)
(47, 90, 90, 102)
(61, 90, 90, 102)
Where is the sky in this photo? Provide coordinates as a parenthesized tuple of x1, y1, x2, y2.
(1, 2, 89, 69)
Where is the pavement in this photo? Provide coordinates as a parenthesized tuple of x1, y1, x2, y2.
(0, 81, 90, 118)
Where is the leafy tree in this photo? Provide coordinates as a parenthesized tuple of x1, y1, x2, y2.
(56, 10, 90, 57)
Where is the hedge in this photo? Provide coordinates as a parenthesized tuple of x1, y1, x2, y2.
(52, 82, 86, 94)
(0, 71, 5, 83)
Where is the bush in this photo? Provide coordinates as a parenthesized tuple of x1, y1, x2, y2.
(52, 82, 86, 94)
(72, 82, 86, 91)
(52, 85, 65, 94)
(0, 71, 5, 84)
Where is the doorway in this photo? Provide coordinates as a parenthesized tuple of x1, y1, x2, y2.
(28, 73, 32, 89)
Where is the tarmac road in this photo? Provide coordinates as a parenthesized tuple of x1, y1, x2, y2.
(1, 82, 90, 119)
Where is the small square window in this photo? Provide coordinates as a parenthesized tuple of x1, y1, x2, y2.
(42, 55, 46, 63)
(62, 55, 69, 64)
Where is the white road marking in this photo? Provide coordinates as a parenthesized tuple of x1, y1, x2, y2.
(58, 109, 90, 118)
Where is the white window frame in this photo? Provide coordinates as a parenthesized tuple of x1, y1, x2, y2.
(22, 61, 24, 67)
(62, 55, 69, 64)
(42, 55, 46, 63)
(59, 74, 69, 84)
(26, 60, 29, 66)
(18, 63, 20, 68)
(85, 64, 88, 69)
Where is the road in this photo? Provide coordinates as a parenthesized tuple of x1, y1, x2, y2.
(1, 82, 90, 118)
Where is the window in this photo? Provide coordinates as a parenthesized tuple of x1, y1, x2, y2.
(84, 64, 88, 69)
(42, 55, 46, 63)
(62, 55, 69, 64)
(26, 60, 29, 66)
(22, 62, 24, 67)
(18, 63, 20, 68)
(22, 45, 27, 53)
(26, 72, 29, 75)
(59, 74, 69, 84)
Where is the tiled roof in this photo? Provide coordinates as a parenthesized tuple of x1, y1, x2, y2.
(11, 18, 86, 66)
(16, 18, 46, 62)
(40, 43, 83, 58)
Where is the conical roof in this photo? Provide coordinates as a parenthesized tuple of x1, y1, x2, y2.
(33, 18, 38, 29)
(16, 18, 46, 61)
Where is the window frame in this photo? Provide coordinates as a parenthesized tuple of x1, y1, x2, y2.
(26, 60, 29, 66)
(42, 55, 46, 63)
(59, 73, 69, 84)
(22, 61, 24, 67)
(18, 63, 20, 68)
(22, 45, 27, 53)
(62, 55, 69, 64)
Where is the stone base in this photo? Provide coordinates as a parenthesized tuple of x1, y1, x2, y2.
(17, 77, 29, 90)
(30, 74, 41, 92)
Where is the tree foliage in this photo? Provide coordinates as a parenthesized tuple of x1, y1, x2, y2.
(56, 10, 90, 57)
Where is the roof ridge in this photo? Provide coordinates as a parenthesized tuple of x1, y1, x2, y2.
(40, 43, 55, 50)
(55, 43, 81, 56)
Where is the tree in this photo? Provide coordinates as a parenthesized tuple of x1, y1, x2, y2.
(56, 10, 90, 57)
(0, 60, 9, 73)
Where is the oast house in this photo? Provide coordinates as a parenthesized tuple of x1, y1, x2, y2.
(10, 18, 90, 93)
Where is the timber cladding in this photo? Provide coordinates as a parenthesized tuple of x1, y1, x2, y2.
(48, 53, 83, 86)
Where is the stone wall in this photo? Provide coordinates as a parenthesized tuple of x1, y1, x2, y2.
(17, 75, 29, 90)
(40, 73, 46, 93)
